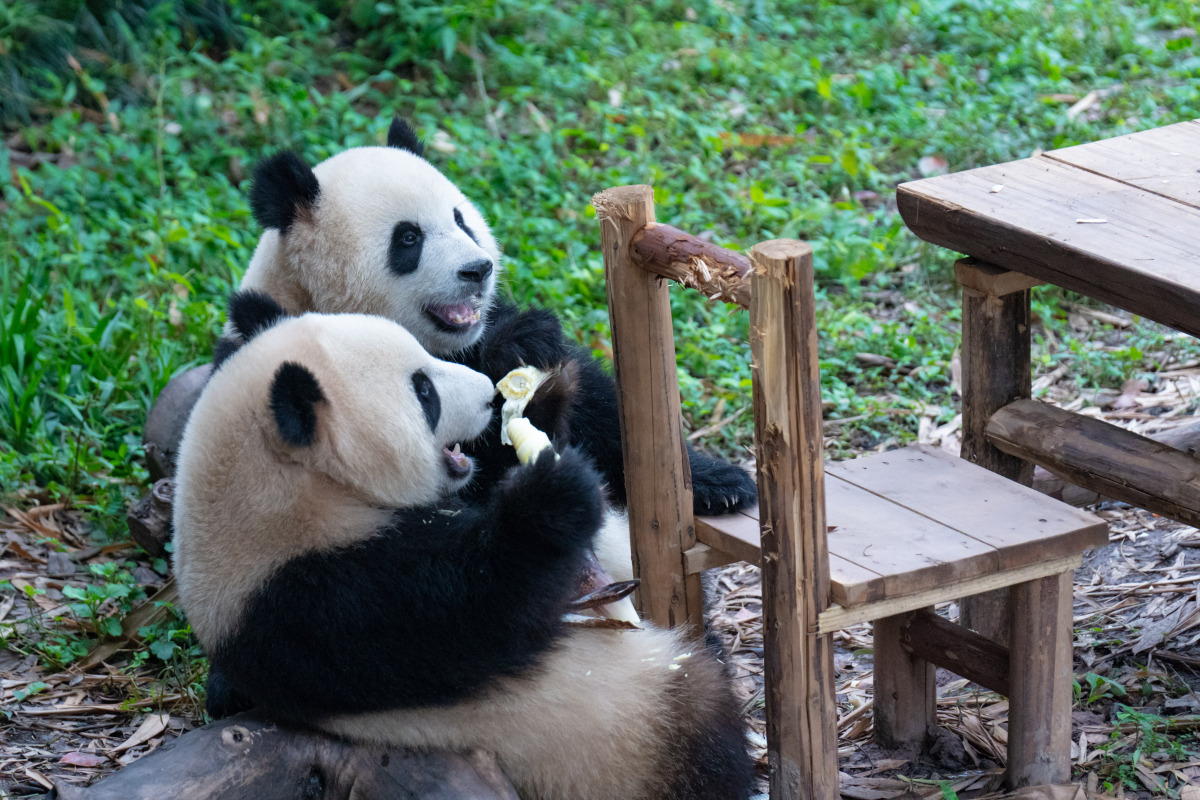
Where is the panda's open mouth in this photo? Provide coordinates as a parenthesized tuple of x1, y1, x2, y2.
(425, 302, 483, 333)
(443, 443, 473, 480)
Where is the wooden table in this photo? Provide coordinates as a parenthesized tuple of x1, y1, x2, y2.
(897, 119, 1200, 639)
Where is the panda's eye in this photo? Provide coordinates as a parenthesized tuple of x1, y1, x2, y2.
(388, 222, 425, 276)
(395, 223, 422, 248)
(412, 370, 441, 431)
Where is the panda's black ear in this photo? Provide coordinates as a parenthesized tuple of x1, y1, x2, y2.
(229, 290, 289, 342)
(270, 362, 326, 447)
(249, 151, 320, 233)
(386, 117, 424, 157)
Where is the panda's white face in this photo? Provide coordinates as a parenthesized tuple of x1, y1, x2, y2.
(189, 312, 496, 512)
(241, 144, 502, 358)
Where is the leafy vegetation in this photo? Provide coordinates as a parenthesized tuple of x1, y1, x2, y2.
(2, 0, 1199, 704)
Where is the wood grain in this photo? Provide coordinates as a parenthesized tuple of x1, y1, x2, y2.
(954, 258, 1043, 297)
(898, 154, 1200, 337)
(1044, 120, 1200, 211)
(873, 610, 935, 748)
(749, 239, 839, 800)
(826, 445, 1107, 571)
(988, 398, 1200, 528)
(630, 223, 752, 308)
(1007, 569, 1074, 786)
(957, 258, 1033, 645)
(596, 185, 702, 628)
(899, 609, 1010, 696)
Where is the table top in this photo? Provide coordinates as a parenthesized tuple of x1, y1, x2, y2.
(897, 119, 1200, 337)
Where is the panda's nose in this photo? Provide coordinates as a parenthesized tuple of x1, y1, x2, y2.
(458, 259, 493, 284)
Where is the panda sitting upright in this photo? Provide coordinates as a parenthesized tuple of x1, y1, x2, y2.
(236, 117, 757, 522)
(173, 292, 755, 800)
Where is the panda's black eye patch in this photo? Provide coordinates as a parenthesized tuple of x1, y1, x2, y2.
(388, 222, 425, 276)
(454, 207, 478, 244)
(412, 370, 441, 432)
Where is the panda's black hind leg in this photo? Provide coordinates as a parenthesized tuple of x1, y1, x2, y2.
(686, 445, 757, 516)
(205, 665, 255, 720)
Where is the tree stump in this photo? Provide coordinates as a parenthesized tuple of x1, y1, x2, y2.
(50, 713, 519, 800)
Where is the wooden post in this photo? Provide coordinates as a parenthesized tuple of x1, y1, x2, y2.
(594, 185, 703, 629)
(873, 610, 935, 749)
(958, 258, 1033, 645)
(749, 240, 838, 800)
(1006, 569, 1074, 787)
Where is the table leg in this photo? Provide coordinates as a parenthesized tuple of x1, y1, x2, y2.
(957, 259, 1034, 645)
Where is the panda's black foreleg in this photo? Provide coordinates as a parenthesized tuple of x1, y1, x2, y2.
(685, 444, 758, 515)
(204, 664, 255, 720)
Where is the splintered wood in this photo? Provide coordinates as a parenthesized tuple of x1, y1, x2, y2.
(630, 223, 752, 308)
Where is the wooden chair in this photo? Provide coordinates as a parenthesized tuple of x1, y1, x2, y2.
(593, 185, 1108, 800)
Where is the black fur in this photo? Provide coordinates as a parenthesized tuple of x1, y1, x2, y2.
(209, 447, 603, 720)
(453, 207, 478, 243)
(249, 151, 320, 233)
(205, 666, 253, 719)
(387, 221, 424, 276)
(453, 299, 758, 515)
(270, 362, 326, 447)
(411, 370, 441, 432)
(212, 291, 292, 371)
(386, 117, 424, 157)
(229, 290, 288, 341)
(665, 667, 757, 799)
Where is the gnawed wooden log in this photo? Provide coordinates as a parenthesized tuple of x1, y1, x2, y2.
(50, 713, 519, 800)
(630, 223, 751, 308)
(126, 479, 174, 558)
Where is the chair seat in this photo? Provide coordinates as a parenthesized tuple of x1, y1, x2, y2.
(695, 444, 1107, 609)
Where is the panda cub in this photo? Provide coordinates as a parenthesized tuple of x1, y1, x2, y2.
(237, 117, 757, 521)
(174, 292, 754, 800)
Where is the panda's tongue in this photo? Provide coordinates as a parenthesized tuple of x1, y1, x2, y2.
(430, 303, 481, 327)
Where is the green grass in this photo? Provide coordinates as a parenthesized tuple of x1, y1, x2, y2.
(2, 0, 1200, 676)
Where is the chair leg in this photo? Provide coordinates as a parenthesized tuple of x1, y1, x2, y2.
(873, 610, 935, 749)
(1006, 569, 1074, 787)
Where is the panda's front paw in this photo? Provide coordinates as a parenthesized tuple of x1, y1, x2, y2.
(688, 449, 757, 516)
(498, 447, 604, 552)
(477, 307, 568, 381)
(522, 361, 578, 443)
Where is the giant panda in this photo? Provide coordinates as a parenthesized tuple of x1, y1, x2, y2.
(237, 117, 757, 528)
(174, 292, 755, 800)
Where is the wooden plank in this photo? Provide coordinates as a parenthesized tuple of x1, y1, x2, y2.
(695, 511, 761, 565)
(899, 609, 1010, 696)
(1044, 120, 1200, 211)
(749, 239, 838, 800)
(873, 610, 935, 748)
(630, 223, 751, 308)
(682, 542, 737, 574)
(988, 399, 1200, 528)
(596, 185, 703, 629)
(954, 258, 1043, 297)
(898, 157, 1200, 338)
(816, 554, 1082, 635)
(695, 509, 890, 608)
(1006, 569, 1074, 787)
(824, 474, 999, 597)
(827, 445, 1108, 570)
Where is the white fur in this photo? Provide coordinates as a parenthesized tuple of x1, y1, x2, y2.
(322, 625, 717, 800)
(173, 312, 494, 648)
(239, 146, 501, 356)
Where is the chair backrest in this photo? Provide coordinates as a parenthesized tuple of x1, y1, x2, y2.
(595, 184, 838, 796)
